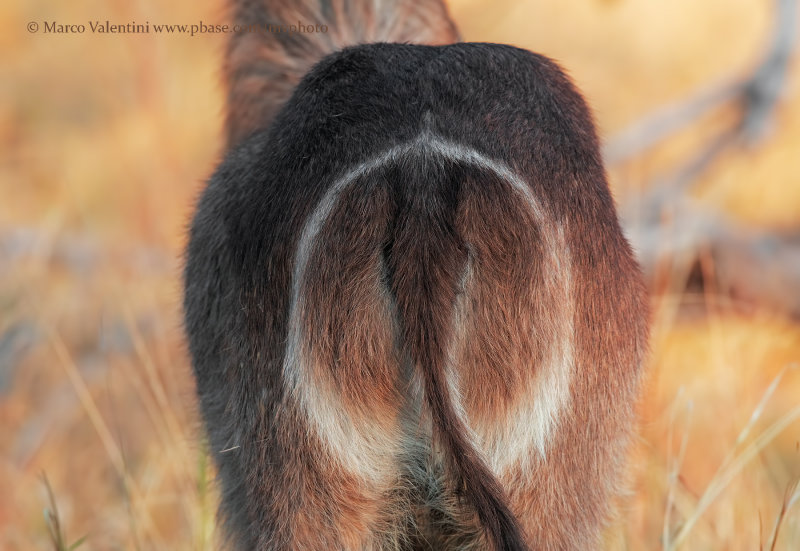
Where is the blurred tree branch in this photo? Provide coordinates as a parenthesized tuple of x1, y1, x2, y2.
(611, 0, 800, 318)
(605, 0, 797, 165)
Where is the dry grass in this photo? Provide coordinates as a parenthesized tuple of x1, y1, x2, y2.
(2, 0, 799, 549)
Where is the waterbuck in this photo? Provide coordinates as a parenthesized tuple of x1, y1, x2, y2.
(183, 1, 649, 549)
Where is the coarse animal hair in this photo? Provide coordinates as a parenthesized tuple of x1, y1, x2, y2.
(183, 1, 649, 550)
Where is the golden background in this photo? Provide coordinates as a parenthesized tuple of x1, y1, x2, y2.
(1, 0, 799, 549)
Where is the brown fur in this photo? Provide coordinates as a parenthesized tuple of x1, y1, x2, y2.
(226, 0, 459, 147)
(183, 2, 649, 550)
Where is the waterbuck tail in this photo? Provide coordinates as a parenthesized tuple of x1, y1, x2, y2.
(384, 156, 531, 551)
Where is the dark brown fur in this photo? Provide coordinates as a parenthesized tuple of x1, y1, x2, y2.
(225, 0, 459, 147)
(184, 1, 649, 550)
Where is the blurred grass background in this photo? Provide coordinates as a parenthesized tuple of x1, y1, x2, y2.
(1, 0, 799, 549)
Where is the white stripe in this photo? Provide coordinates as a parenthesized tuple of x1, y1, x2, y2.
(282, 130, 574, 479)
